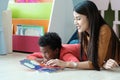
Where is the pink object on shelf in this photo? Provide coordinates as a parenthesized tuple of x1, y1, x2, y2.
(39, 0, 53, 2)
(26, 0, 40, 3)
(16, 0, 26, 3)
(16, 0, 40, 3)
(12, 35, 40, 52)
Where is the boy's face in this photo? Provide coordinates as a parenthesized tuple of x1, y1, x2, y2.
(40, 46, 59, 61)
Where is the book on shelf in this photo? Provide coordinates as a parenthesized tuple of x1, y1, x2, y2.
(16, 24, 44, 36)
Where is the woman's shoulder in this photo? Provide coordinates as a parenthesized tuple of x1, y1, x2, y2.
(100, 24, 112, 35)
(100, 24, 111, 31)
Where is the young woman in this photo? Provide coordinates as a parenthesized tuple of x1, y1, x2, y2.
(46, 1, 120, 70)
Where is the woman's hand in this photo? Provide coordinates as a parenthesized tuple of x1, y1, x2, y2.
(103, 59, 119, 70)
(46, 59, 67, 68)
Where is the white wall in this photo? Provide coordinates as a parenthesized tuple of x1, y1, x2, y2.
(2, 10, 12, 53)
(0, 0, 9, 24)
(48, 0, 76, 43)
(0, 0, 10, 54)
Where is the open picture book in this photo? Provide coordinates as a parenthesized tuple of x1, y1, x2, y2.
(20, 59, 64, 73)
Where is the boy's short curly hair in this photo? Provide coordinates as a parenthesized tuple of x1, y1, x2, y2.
(38, 32, 62, 50)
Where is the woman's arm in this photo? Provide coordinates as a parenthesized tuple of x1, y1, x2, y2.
(46, 59, 94, 69)
(65, 60, 94, 69)
(97, 25, 111, 67)
(61, 53, 93, 69)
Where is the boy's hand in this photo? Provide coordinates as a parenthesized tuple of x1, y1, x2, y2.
(35, 58, 47, 64)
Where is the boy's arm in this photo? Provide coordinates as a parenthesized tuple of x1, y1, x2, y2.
(27, 52, 43, 60)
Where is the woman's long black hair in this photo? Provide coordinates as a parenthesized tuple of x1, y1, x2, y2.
(74, 1, 107, 70)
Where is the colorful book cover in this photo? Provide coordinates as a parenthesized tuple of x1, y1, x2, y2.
(20, 59, 64, 73)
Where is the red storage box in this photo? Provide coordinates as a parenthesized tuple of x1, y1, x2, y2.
(13, 35, 40, 52)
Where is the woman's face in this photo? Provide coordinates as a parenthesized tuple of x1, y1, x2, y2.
(73, 11, 89, 33)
